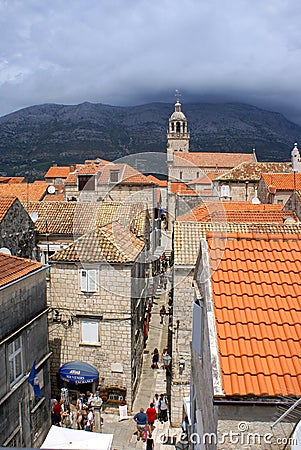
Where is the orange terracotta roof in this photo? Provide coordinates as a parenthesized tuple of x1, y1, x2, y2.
(171, 182, 198, 195)
(43, 192, 65, 202)
(0, 177, 24, 184)
(217, 162, 292, 181)
(261, 173, 301, 191)
(0, 253, 43, 288)
(177, 201, 287, 222)
(174, 221, 301, 266)
(50, 221, 145, 263)
(146, 175, 167, 187)
(173, 152, 254, 169)
(44, 166, 71, 179)
(0, 181, 48, 202)
(0, 197, 17, 221)
(209, 234, 301, 397)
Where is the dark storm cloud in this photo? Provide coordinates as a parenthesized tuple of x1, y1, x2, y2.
(1, 0, 301, 122)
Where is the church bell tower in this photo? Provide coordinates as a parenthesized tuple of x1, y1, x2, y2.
(167, 92, 190, 154)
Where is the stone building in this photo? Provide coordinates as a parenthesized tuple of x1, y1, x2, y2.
(258, 172, 301, 205)
(214, 161, 291, 202)
(170, 217, 301, 427)
(48, 220, 150, 410)
(166, 99, 255, 225)
(24, 200, 150, 264)
(0, 196, 36, 258)
(0, 253, 50, 448)
(191, 231, 301, 449)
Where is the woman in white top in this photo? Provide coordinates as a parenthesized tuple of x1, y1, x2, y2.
(153, 393, 160, 415)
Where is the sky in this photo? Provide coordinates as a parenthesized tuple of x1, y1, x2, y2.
(1, 0, 301, 123)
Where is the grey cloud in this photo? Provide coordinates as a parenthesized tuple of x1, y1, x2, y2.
(1, 0, 301, 123)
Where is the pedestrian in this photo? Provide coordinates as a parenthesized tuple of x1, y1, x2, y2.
(160, 305, 166, 324)
(151, 348, 159, 369)
(85, 406, 94, 432)
(153, 393, 160, 415)
(158, 394, 168, 423)
(146, 431, 155, 450)
(52, 399, 62, 427)
(146, 402, 157, 433)
(133, 407, 148, 441)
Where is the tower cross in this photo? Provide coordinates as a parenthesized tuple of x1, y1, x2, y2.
(175, 89, 181, 101)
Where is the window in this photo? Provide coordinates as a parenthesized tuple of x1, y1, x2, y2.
(179, 171, 183, 180)
(78, 175, 94, 191)
(277, 199, 283, 204)
(110, 170, 119, 183)
(80, 269, 98, 292)
(8, 336, 23, 386)
(81, 320, 99, 344)
(220, 185, 230, 198)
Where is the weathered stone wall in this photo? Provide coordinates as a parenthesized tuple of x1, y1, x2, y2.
(0, 199, 35, 258)
(48, 262, 144, 409)
(0, 268, 51, 448)
(217, 405, 298, 450)
(171, 267, 194, 426)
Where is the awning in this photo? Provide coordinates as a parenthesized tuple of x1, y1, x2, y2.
(41, 425, 113, 449)
(59, 361, 99, 384)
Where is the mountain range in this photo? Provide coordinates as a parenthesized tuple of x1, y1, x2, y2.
(0, 101, 301, 179)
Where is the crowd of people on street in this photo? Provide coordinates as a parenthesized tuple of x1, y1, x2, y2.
(51, 390, 103, 432)
(133, 393, 169, 449)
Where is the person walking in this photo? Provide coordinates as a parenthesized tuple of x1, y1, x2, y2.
(158, 394, 168, 423)
(133, 407, 148, 441)
(160, 305, 166, 325)
(146, 402, 157, 433)
(146, 432, 155, 450)
(153, 393, 160, 415)
(151, 348, 159, 369)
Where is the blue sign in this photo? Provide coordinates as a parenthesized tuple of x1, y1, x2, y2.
(59, 361, 99, 384)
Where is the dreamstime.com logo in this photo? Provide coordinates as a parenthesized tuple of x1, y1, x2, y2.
(158, 422, 299, 447)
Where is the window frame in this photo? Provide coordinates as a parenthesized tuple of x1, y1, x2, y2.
(80, 269, 98, 293)
(8, 335, 24, 387)
(81, 319, 100, 345)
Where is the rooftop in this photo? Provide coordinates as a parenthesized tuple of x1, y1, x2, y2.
(0, 253, 43, 288)
(177, 201, 294, 223)
(0, 197, 17, 222)
(173, 152, 254, 169)
(0, 181, 48, 202)
(50, 221, 145, 263)
(216, 162, 292, 181)
(44, 166, 72, 179)
(209, 233, 301, 397)
(23, 201, 148, 238)
(174, 221, 301, 265)
(261, 172, 301, 190)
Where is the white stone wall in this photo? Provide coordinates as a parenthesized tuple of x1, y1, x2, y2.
(171, 268, 195, 426)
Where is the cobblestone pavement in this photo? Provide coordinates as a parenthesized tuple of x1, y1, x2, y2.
(102, 244, 182, 449)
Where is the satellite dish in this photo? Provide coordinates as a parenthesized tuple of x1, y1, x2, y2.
(284, 216, 296, 224)
(252, 197, 261, 204)
(0, 247, 12, 255)
(47, 185, 56, 194)
(30, 212, 39, 223)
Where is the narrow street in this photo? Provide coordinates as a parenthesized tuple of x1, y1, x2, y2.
(102, 235, 182, 449)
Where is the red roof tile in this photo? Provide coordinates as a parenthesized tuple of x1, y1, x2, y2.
(177, 201, 291, 222)
(0, 253, 43, 288)
(146, 175, 167, 187)
(0, 181, 48, 202)
(0, 197, 17, 221)
(173, 152, 254, 169)
(44, 166, 71, 179)
(209, 234, 301, 397)
(261, 173, 301, 191)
